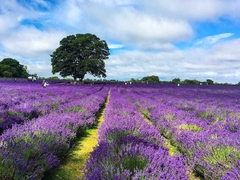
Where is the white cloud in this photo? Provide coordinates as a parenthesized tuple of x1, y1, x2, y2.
(1, 0, 240, 83)
(51, 0, 193, 50)
(106, 38, 240, 83)
(109, 44, 124, 49)
(141, 0, 240, 21)
(1, 26, 66, 59)
(209, 38, 240, 61)
(195, 33, 234, 46)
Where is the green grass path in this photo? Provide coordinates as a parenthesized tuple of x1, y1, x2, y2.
(43, 91, 110, 180)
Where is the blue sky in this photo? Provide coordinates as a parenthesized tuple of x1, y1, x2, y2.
(1, 0, 240, 83)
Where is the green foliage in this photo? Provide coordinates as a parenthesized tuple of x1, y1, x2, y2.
(196, 110, 213, 119)
(51, 33, 110, 82)
(206, 79, 214, 84)
(130, 78, 141, 82)
(182, 79, 200, 84)
(121, 155, 148, 176)
(159, 113, 175, 121)
(141, 75, 160, 83)
(0, 58, 29, 78)
(164, 139, 179, 156)
(179, 124, 202, 132)
(107, 131, 133, 143)
(143, 109, 150, 117)
(172, 78, 181, 84)
(2, 71, 12, 77)
(47, 76, 59, 80)
(8, 111, 23, 117)
(139, 108, 150, 118)
(204, 146, 240, 167)
(164, 114, 175, 121)
(64, 106, 86, 113)
(0, 131, 69, 180)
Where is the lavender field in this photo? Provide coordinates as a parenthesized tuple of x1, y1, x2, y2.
(0, 81, 240, 180)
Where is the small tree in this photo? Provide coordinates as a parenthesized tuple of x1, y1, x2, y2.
(182, 79, 200, 84)
(48, 76, 59, 80)
(172, 78, 181, 84)
(51, 33, 110, 83)
(206, 79, 214, 84)
(141, 75, 160, 83)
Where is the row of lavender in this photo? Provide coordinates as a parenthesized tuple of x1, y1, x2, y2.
(0, 82, 109, 179)
(85, 87, 189, 179)
(119, 84, 240, 179)
(0, 82, 102, 134)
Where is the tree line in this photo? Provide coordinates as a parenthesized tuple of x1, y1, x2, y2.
(128, 76, 214, 84)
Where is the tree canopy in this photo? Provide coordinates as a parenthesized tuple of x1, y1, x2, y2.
(206, 79, 214, 84)
(0, 58, 29, 78)
(141, 75, 160, 83)
(172, 78, 181, 84)
(50, 33, 110, 82)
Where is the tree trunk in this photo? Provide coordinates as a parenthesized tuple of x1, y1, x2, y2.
(73, 77, 77, 84)
(79, 75, 85, 85)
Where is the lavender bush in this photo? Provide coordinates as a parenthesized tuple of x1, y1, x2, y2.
(0, 82, 108, 179)
(1, 82, 240, 179)
(85, 87, 188, 179)
(119, 84, 240, 179)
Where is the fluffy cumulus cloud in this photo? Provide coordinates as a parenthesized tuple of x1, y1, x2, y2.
(106, 37, 240, 83)
(1, 0, 240, 83)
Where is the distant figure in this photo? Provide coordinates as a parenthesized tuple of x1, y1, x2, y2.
(125, 82, 128, 85)
(177, 84, 180, 86)
(129, 81, 132, 85)
(42, 80, 45, 87)
(42, 80, 49, 88)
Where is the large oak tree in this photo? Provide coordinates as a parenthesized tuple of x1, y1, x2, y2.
(51, 33, 110, 82)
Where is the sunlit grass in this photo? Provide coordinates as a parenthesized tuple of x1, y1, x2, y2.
(178, 124, 202, 132)
(164, 139, 178, 156)
(204, 146, 240, 167)
(43, 128, 99, 180)
(63, 106, 87, 113)
(164, 113, 175, 121)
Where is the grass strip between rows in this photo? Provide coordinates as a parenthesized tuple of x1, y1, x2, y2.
(43, 91, 110, 180)
(140, 109, 201, 180)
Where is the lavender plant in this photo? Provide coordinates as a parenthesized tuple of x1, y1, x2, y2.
(119, 84, 240, 179)
(86, 87, 188, 179)
(0, 82, 108, 179)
